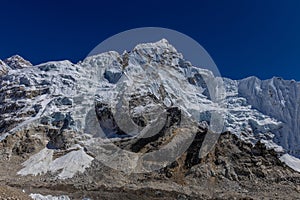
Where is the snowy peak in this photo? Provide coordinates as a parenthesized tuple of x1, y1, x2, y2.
(4, 55, 33, 69)
(133, 38, 179, 54)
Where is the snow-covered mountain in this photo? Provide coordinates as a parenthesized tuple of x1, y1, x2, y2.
(0, 40, 293, 153)
(1, 39, 300, 199)
(0, 40, 299, 170)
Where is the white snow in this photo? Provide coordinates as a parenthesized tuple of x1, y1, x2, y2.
(238, 76, 300, 158)
(280, 154, 300, 173)
(260, 139, 284, 153)
(18, 148, 94, 179)
(30, 193, 70, 200)
(18, 148, 53, 176)
(49, 149, 94, 179)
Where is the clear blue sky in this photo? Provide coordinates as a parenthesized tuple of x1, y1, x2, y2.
(0, 0, 300, 80)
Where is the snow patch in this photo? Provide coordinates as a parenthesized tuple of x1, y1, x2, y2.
(280, 154, 300, 173)
(18, 148, 94, 179)
(18, 148, 53, 176)
(49, 149, 94, 179)
(30, 193, 70, 200)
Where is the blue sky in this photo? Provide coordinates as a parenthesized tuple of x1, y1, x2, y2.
(0, 0, 300, 80)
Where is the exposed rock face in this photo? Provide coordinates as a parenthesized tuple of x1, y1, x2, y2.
(4, 55, 32, 69)
(0, 126, 46, 160)
(190, 132, 285, 180)
(0, 40, 299, 199)
(0, 60, 9, 76)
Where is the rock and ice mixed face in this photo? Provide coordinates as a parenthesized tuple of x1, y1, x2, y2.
(0, 60, 10, 76)
(82, 39, 281, 142)
(4, 55, 33, 69)
(0, 39, 299, 177)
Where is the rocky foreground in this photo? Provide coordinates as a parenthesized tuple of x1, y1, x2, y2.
(0, 132, 300, 199)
